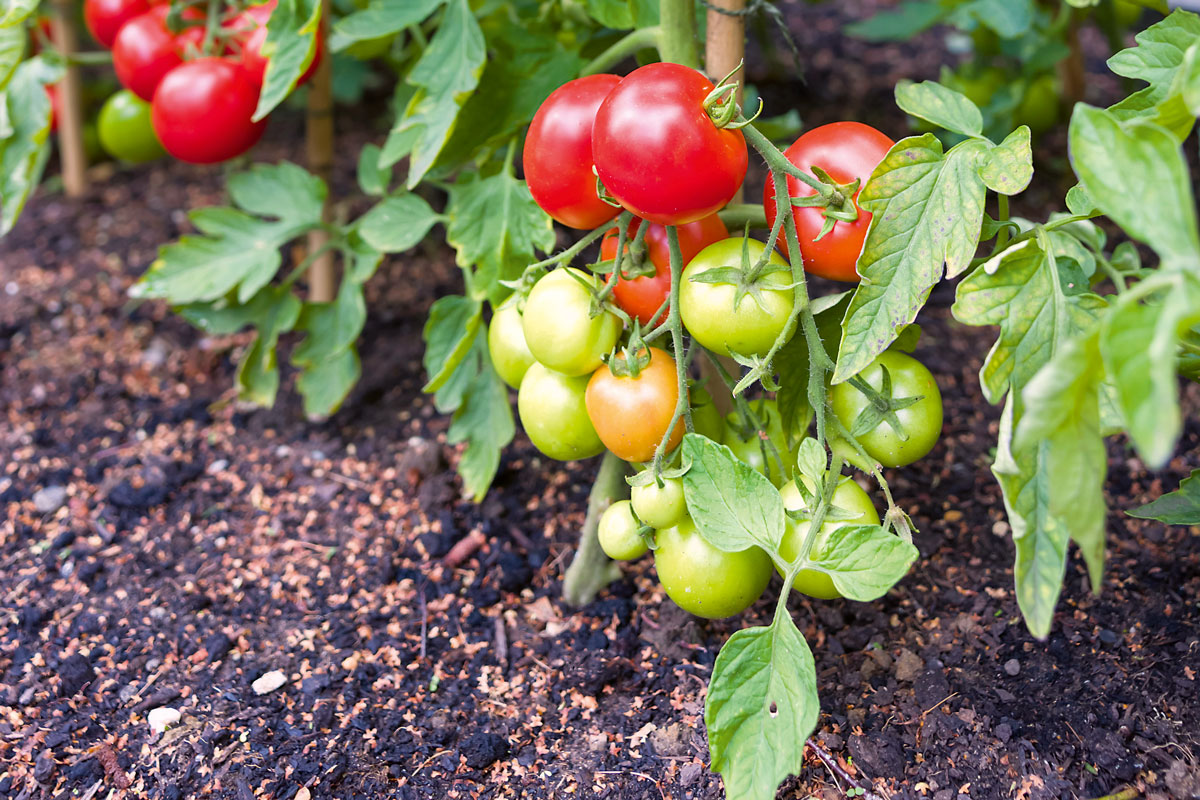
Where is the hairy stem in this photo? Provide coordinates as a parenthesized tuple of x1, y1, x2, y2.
(562, 452, 628, 606)
(658, 0, 700, 68)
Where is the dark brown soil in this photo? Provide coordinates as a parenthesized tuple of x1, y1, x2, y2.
(2, 2, 1199, 799)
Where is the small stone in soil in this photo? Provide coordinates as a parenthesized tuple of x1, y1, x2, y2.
(33, 485, 67, 513)
(459, 732, 508, 769)
(148, 707, 182, 734)
(1004, 658, 1021, 676)
(252, 670, 287, 695)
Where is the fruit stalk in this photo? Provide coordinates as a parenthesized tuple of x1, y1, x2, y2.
(49, 0, 88, 197)
(305, 0, 336, 304)
(658, 0, 700, 68)
(562, 451, 628, 606)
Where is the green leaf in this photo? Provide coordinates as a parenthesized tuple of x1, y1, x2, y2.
(681, 434, 785, 555)
(808, 524, 919, 602)
(445, 168, 555, 302)
(0, 22, 27, 89)
(845, 0, 945, 41)
(356, 143, 390, 196)
(834, 135, 990, 383)
(296, 346, 360, 417)
(894, 80, 982, 137)
(1068, 105, 1200, 268)
(705, 615, 819, 800)
(979, 126, 1034, 196)
(253, 0, 321, 121)
(1099, 275, 1200, 468)
(0, 0, 38, 27)
(434, 24, 584, 171)
(1106, 9, 1200, 140)
(357, 193, 439, 253)
(133, 163, 326, 304)
(423, 295, 483, 398)
(330, 0, 441, 51)
(232, 287, 303, 407)
(1128, 470, 1200, 525)
(952, 237, 1107, 404)
(379, 82, 421, 169)
(291, 279, 366, 367)
(447, 357, 514, 501)
(584, 0, 635, 28)
(396, 0, 485, 188)
(0, 58, 55, 235)
(960, 0, 1035, 38)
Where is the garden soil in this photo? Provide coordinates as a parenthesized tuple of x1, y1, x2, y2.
(2, 2, 1199, 798)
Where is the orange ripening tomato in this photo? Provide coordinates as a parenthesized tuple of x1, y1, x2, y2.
(585, 347, 685, 463)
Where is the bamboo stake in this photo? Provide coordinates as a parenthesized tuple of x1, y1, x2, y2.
(49, 0, 88, 197)
(305, 0, 335, 303)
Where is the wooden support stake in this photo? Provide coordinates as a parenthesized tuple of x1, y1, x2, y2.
(49, 0, 88, 197)
(305, 0, 335, 303)
(703, 0, 748, 413)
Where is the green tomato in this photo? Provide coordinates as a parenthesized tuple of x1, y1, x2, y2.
(630, 476, 686, 530)
(98, 89, 165, 164)
(653, 518, 772, 619)
(690, 384, 725, 443)
(777, 474, 880, 599)
(598, 500, 649, 561)
(517, 362, 604, 461)
(488, 298, 535, 389)
(1017, 74, 1060, 135)
(724, 398, 799, 485)
(522, 268, 622, 376)
(679, 238, 794, 357)
(830, 351, 942, 468)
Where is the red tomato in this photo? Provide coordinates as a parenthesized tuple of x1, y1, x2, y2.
(151, 57, 267, 164)
(600, 213, 728, 326)
(231, 0, 321, 87)
(763, 122, 894, 282)
(523, 74, 622, 230)
(46, 84, 59, 133)
(112, 6, 199, 102)
(592, 63, 747, 226)
(84, 0, 151, 49)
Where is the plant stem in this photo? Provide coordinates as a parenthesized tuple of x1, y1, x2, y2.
(995, 194, 1011, 251)
(562, 452, 628, 606)
(202, 0, 221, 55)
(742, 122, 841, 203)
(581, 26, 662, 75)
(49, 0, 88, 198)
(658, 0, 700, 68)
(718, 203, 768, 230)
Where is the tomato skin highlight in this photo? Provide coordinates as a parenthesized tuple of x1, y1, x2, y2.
(598, 500, 649, 561)
(487, 299, 535, 390)
(763, 121, 894, 282)
(777, 475, 879, 599)
(592, 63, 747, 226)
(521, 268, 621, 377)
(585, 347, 684, 463)
(653, 518, 772, 619)
(151, 57, 267, 164)
(523, 74, 622, 230)
(601, 213, 728, 327)
(85, 0, 151, 49)
(679, 238, 794, 358)
(517, 362, 605, 461)
(112, 6, 190, 102)
(830, 350, 942, 468)
(98, 89, 165, 162)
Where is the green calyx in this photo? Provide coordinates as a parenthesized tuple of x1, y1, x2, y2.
(846, 366, 922, 443)
(789, 166, 862, 240)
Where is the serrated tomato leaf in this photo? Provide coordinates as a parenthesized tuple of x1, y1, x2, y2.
(357, 193, 440, 253)
(330, 0, 441, 52)
(1106, 9, 1200, 141)
(253, 0, 321, 121)
(423, 295, 483, 400)
(447, 355, 515, 501)
(1, 58, 56, 235)
(1128, 470, 1200, 525)
(894, 79, 982, 136)
(808, 524, 919, 601)
(681, 434, 785, 555)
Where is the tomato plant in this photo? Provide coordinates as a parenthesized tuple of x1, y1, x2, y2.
(585, 346, 684, 463)
(592, 62, 747, 225)
(762, 122, 893, 282)
(232, 0, 321, 87)
(517, 362, 604, 462)
(630, 475, 686, 530)
(777, 474, 880, 599)
(84, 0, 151, 49)
(111, 6, 190, 102)
(521, 268, 621, 377)
(598, 500, 649, 561)
(151, 57, 266, 164)
(486, 298, 535, 390)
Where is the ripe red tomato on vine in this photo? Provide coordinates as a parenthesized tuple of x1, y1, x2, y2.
(84, 0, 151, 49)
(230, 0, 322, 87)
(592, 62, 747, 226)
(523, 74, 622, 230)
(600, 213, 728, 327)
(763, 121, 894, 282)
(112, 5, 201, 102)
(585, 347, 685, 463)
(151, 57, 266, 164)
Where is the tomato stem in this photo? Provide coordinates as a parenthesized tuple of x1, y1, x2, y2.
(718, 203, 768, 229)
(650, 226, 697, 480)
(580, 26, 662, 76)
(658, 0, 700, 68)
(202, 0, 222, 57)
(562, 451, 628, 607)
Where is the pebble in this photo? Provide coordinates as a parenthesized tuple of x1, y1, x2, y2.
(207, 459, 229, 475)
(252, 670, 287, 695)
(148, 707, 181, 734)
(33, 486, 67, 514)
(1004, 658, 1021, 676)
